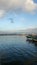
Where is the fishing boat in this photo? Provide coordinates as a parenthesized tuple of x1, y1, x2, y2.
(26, 35, 37, 42)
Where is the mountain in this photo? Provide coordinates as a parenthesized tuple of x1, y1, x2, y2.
(17, 28, 37, 34)
(25, 28, 37, 34)
(0, 28, 37, 34)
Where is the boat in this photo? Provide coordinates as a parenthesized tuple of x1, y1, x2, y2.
(26, 35, 37, 42)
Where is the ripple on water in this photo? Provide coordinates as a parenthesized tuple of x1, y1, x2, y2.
(0, 36, 37, 65)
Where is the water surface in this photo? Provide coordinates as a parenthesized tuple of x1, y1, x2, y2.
(0, 36, 37, 65)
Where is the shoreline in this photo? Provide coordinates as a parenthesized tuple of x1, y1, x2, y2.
(0, 34, 26, 36)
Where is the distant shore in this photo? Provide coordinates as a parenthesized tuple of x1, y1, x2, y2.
(0, 34, 26, 36)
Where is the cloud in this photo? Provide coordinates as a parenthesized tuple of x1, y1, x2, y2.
(0, 0, 37, 17)
(0, 10, 5, 17)
(23, 0, 37, 12)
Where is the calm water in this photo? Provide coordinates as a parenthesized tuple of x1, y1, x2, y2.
(0, 36, 37, 65)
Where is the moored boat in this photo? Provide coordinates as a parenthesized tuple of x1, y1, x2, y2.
(26, 35, 37, 42)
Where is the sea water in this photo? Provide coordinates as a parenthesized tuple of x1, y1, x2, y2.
(0, 36, 37, 65)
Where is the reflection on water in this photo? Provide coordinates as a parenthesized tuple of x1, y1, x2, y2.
(0, 36, 37, 65)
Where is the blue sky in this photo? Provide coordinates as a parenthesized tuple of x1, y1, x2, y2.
(0, 0, 37, 31)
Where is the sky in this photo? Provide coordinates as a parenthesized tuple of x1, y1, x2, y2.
(0, 0, 37, 31)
